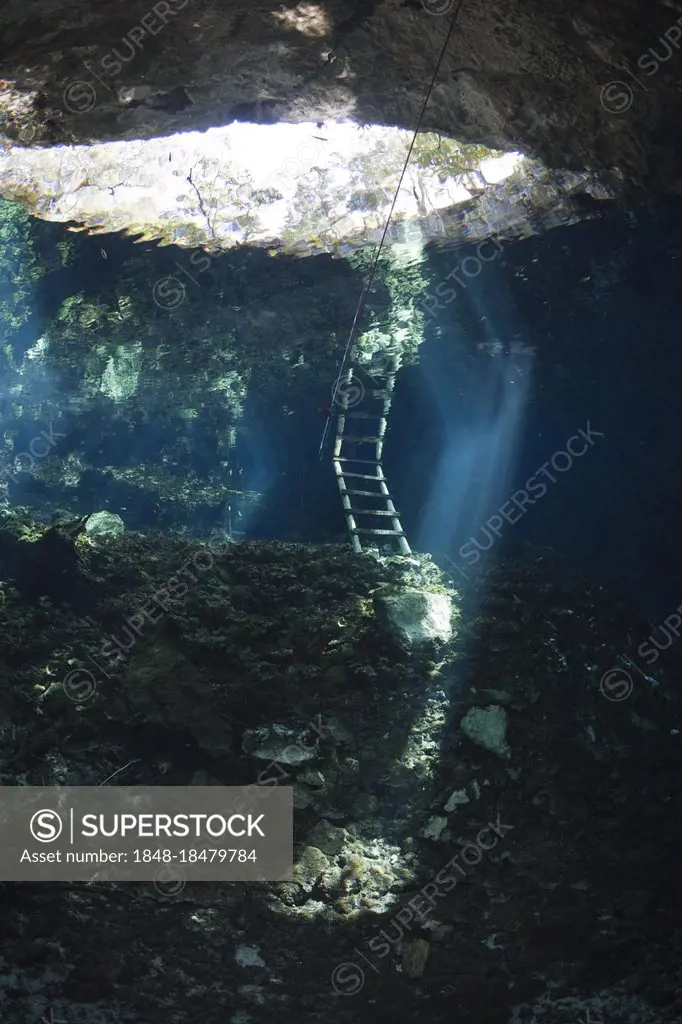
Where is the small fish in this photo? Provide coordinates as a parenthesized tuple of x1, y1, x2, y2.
(100, 248, 107, 259)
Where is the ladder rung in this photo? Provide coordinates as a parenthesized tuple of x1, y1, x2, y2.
(333, 354, 408, 554)
(340, 435, 382, 443)
(334, 458, 381, 465)
(346, 508, 398, 516)
(344, 489, 391, 497)
(337, 472, 383, 480)
(352, 528, 406, 536)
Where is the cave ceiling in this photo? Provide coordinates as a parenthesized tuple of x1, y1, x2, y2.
(0, 0, 680, 250)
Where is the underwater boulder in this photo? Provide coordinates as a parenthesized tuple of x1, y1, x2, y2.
(459, 704, 511, 759)
(242, 724, 319, 764)
(375, 587, 453, 647)
(84, 510, 125, 543)
(2, 538, 682, 1023)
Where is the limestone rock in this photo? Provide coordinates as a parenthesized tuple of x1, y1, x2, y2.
(305, 821, 348, 856)
(443, 788, 470, 812)
(376, 588, 452, 647)
(293, 845, 330, 891)
(84, 510, 125, 543)
(421, 815, 448, 841)
(460, 705, 511, 759)
(402, 938, 430, 979)
(242, 724, 318, 763)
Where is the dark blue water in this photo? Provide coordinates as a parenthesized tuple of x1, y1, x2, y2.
(2, 195, 681, 621)
(384, 200, 682, 620)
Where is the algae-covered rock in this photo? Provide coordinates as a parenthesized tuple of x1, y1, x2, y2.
(242, 724, 319, 764)
(84, 510, 125, 542)
(402, 938, 430, 979)
(0, 530, 681, 1024)
(305, 821, 349, 857)
(421, 815, 448, 841)
(460, 705, 511, 759)
(0, 507, 92, 606)
(293, 846, 331, 892)
(443, 788, 470, 812)
(376, 587, 453, 646)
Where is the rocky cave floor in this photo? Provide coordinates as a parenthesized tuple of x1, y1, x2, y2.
(0, 508, 681, 1024)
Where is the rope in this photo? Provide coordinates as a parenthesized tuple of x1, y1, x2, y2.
(318, 0, 466, 458)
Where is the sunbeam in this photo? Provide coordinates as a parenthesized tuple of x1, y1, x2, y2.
(416, 300, 533, 583)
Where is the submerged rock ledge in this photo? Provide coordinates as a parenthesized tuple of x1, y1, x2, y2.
(0, 515, 681, 1022)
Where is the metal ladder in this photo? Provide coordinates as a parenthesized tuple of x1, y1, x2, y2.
(332, 351, 411, 556)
